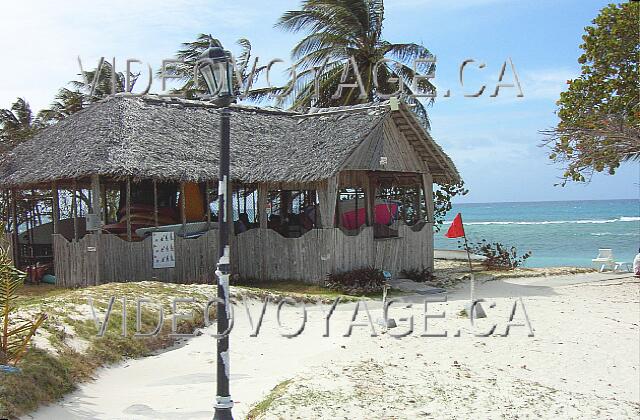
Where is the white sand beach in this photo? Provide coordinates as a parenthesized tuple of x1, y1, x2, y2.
(27, 272, 640, 419)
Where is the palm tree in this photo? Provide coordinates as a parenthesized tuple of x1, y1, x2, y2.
(37, 88, 85, 123)
(0, 98, 41, 152)
(275, 0, 436, 127)
(39, 62, 134, 124)
(162, 34, 273, 101)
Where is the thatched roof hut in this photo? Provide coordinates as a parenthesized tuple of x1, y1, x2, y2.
(1, 95, 461, 287)
(0, 96, 459, 188)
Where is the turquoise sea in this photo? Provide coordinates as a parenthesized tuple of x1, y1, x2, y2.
(434, 199, 640, 268)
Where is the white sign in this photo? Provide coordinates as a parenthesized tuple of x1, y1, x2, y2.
(152, 231, 175, 269)
(86, 213, 103, 231)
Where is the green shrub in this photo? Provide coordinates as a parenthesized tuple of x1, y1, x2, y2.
(0, 245, 47, 366)
(460, 239, 532, 270)
(325, 267, 385, 295)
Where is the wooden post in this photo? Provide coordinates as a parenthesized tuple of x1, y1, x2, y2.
(413, 177, 421, 224)
(2, 190, 8, 247)
(318, 176, 338, 228)
(10, 189, 19, 265)
(180, 182, 187, 234)
(72, 180, 78, 241)
(422, 172, 435, 271)
(153, 179, 159, 228)
(258, 183, 268, 229)
(52, 182, 60, 235)
(363, 174, 375, 227)
(91, 175, 102, 234)
(91, 175, 102, 285)
(3, 190, 9, 231)
(27, 190, 35, 246)
(126, 178, 132, 241)
(102, 183, 108, 225)
(421, 173, 434, 223)
(206, 181, 212, 230)
(461, 217, 476, 305)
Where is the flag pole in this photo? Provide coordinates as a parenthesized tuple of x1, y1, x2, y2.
(446, 213, 484, 319)
(460, 214, 474, 305)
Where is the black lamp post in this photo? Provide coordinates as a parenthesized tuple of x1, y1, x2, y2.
(199, 38, 234, 420)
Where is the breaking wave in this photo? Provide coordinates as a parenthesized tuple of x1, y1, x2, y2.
(444, 216, 640, 226)
(590, 232, 640, 236)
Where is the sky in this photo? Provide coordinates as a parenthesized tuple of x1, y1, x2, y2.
(0, 0, 637, 204)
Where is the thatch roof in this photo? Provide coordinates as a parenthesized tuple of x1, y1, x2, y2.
(0, 96, 459, 188)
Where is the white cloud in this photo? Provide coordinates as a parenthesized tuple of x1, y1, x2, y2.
(388, 0, 509, 11)
(519, 68, 577, 101)
(0, 1, 262, 112)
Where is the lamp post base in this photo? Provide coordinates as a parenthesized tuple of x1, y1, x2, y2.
(213, 396, 234, 419)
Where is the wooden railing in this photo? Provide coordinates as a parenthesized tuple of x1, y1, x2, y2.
(52, 223, 433, 287)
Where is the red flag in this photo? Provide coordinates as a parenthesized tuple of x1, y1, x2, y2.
(445, 213, 465, 238)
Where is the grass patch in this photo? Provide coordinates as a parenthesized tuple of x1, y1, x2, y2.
(15, 284, 70, 306)
(239, 280, 342, 296)
(235, 279, 401, 303)
(246, 379, 293, 419)
(0, 348, 95, 418)
(0, 281, 214, 419)
(1, 278, 399, 418)
(236, 280, 348, 300)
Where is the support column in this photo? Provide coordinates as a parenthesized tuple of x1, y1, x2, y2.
(180, 182, 187, 234)
(318, 176, 338, 229)
(91, 175, 102, 285)
(3, 190, 9, 233)
(422, 172, 435, 271)
(206, 181, 212, 230)
(10, 189, 19, 265)
(257, 183, 268, 229)
(126, 178, 132, 241)
(102, 184, 108, 225)
(91, 175, 102, 234)
(72, 180, 78, 241)
(52, 182, 60, 235)
(421, 173, 434, 223)
(364, 173, 376, 226)
(153, 179, 159, 228)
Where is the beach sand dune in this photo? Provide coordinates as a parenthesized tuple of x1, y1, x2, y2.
(28, 272, 640, 419)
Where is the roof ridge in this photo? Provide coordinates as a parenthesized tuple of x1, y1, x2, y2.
(306, 100, 390, 114)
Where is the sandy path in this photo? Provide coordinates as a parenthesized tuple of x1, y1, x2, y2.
(26, 272, 640, 419)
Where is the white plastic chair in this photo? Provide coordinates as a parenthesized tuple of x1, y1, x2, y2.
(592, 249, 615, 272)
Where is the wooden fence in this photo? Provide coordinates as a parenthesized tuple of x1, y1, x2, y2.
(52, 223, 433, 287)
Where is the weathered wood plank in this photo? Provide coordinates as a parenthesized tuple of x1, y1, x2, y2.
(53, 221, 433, 286)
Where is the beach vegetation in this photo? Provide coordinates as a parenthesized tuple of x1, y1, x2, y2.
(400, 267, 435, 283)
(461, 239, 532, 270)
(0, 281, 211, 419)
(0, 245, 47, 367)
(433, 180, 468, 230)
(234, 279, 359, 303)
(246, 378, 293, 419)
(326, 267, 385, 295)
(543, 2, 639, 184)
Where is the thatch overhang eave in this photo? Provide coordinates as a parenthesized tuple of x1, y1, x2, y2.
(395, 104, 461, 184)
(0, 96, 459, 190)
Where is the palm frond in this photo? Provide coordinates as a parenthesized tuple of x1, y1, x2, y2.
(275, 0, 436, 128)
(0, 246, 46, 366)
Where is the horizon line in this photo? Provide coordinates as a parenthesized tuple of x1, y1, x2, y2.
(454, 197, 639, 205)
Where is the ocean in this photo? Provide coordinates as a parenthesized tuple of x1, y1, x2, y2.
(434, 199, 640, 268)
